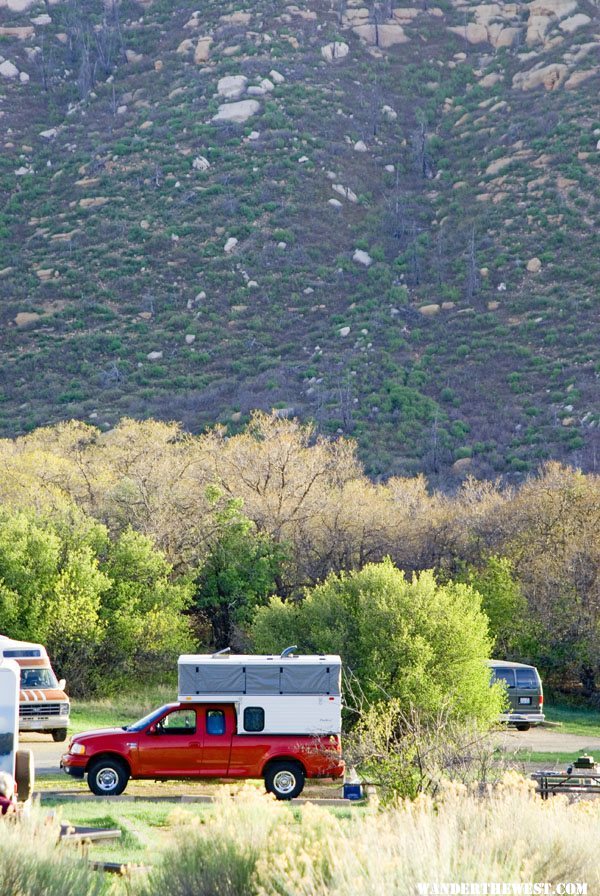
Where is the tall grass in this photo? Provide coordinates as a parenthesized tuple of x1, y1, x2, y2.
(139, 776, 600, 896)
(0, 811, 104, 896)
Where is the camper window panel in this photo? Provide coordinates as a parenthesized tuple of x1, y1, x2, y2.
(245, 665, 280, 694)
(243, 707, 265, 732)
(280, 665, 333, 695)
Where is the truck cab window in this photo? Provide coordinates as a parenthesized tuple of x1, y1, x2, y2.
(244, 707, 265, 732)
(157, 710, 196, 735)
(206, 710, 225, 736)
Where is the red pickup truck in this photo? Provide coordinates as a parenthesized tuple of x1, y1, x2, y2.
(61, 701, 344, 799)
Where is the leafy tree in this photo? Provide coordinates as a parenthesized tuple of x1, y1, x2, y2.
(253, 559, 502, 726)
(0, 510, 61, 637)
(45, 547, 110, 696)
(0, 507, 194, 696)
(194, 495, 286, 649)
(462, 555, 532, 658)
(99, 527, 193, 683)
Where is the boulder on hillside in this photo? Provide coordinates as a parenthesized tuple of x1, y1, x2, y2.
(217, 75, 248, 99)
(512, 63, 569, 90)
(195, 37, 212, 63)
(0, 60, 19, 79)
(212, 100, 260, 123)
(321, 42, 349, 62)
(353, 249, 373, 266)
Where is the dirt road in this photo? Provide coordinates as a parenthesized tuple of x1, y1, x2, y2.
(496, 726, 600, 757)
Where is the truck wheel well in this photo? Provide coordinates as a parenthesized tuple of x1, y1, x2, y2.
(262, 757, 306, 778)
(86, 753, 131, 776)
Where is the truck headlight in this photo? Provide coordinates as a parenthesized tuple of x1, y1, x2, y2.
(60, 703, 69, 716)
(71, 743, 86, 756)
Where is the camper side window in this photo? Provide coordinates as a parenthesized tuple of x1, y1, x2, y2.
(244, 707, 265, 732)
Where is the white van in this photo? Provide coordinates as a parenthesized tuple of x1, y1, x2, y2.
(0, 636, 70, 742)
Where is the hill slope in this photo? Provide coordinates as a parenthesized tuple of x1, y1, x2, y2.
(0, 0, 598, 478)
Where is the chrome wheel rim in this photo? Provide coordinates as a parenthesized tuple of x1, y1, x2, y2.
(273, 770, 296, 795)
(96, 768, 119, 792)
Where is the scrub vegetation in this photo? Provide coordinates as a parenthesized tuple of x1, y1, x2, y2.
(6, 781, 600, 895)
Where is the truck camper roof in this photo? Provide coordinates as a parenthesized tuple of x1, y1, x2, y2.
(178, 653, 341, 665)
(178, 652, 342, 699)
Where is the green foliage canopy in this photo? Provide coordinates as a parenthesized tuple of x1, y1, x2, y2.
(0, 509, 193, 696)
(253, 559, 503, 725)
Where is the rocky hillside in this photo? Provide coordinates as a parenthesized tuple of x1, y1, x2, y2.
(0, 0, 598, 479)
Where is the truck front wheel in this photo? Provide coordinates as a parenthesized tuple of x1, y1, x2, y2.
(52, 728, 68, 743)
(87, 757, 129, 796)
(265, 761, 305, 800)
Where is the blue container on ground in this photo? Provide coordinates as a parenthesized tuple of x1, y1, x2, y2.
(343, 783, 363, 800)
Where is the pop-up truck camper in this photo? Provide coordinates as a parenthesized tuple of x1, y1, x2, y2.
(62, 649, 345, 798)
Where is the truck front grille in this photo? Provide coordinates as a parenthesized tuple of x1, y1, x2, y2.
(20, 703, 62, 717)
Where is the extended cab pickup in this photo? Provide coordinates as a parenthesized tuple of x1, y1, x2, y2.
(61, 701, 344, 799)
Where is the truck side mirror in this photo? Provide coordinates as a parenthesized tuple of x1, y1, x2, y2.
(58, 679, 66, 691)
(147, 724, 157, 735)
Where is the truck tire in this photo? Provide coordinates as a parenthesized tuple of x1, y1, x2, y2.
(265, 761, 305, 800)
(87, 757, 129, 796)
(15, 749, 35, 802)
(515, 723, 531, 731)
(52, 728, 68, 743)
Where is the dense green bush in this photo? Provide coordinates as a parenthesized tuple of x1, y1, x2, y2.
(0, 508, 193, 696)
(252, 560, 502, 726)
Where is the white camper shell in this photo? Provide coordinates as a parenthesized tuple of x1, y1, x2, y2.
(178, 652, 342, 736)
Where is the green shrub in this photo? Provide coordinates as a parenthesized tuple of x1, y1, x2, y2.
(252, 560, 501, 726)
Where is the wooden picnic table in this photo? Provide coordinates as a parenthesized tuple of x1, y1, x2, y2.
(531, 769, 600, 800)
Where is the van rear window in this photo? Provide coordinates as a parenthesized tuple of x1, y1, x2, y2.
(516, 668, 539, 689)
(491, 668, 515, 688)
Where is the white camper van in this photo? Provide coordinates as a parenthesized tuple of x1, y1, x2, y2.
(0, 636, 70, 742)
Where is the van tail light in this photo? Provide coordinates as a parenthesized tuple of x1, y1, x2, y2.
(539, 694, 544, 707)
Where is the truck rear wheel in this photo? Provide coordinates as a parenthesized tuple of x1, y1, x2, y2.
(52, 728, 68, 743)
(15, 749, 35, 802)
(87, 757, 129, 796)
(515, 723, 531, 731)
(265, 761, 305, 800)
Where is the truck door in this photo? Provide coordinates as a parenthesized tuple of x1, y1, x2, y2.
(137, 707, 202, 776)
(197, 705, 234, 776)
